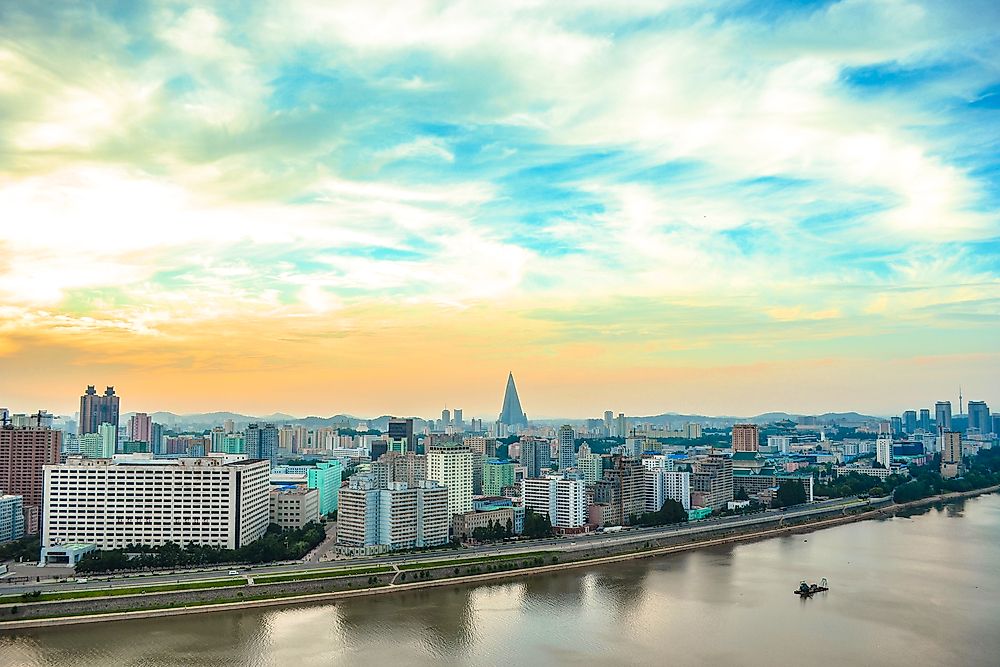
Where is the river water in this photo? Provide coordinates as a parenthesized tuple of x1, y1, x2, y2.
(2, 493, 999, 667)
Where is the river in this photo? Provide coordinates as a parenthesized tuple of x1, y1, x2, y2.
(3, 493, 1000, 666)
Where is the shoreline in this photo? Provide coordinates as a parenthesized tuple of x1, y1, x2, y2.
(2, 485, 996, 630)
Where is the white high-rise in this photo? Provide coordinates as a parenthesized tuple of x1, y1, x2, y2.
(427, 444, 473, 519)
(875, 433, 893, 468)
(520, 475, 586, 529)
(644, 462, 691, 512)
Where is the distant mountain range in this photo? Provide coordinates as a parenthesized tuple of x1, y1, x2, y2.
(119, 409, 882, 433)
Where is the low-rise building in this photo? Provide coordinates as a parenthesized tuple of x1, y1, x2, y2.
(733, 468, 816, 502)
(452, 506, 523, 540)
(269, 485, 320, 530)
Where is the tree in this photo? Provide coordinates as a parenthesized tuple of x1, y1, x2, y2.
(523, 509, 553, 538)
(773, 480, 807, 508)
(636, 499, 688, 527)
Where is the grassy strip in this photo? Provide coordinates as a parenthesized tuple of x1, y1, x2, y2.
(0, 578, 243, 604)
(398, 551, 554, 571)
(253, 565, 391, 584)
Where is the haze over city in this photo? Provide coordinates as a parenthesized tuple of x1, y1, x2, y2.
(1, 1, 998, 418)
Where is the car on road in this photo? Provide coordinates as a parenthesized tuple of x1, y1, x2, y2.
(227, 570, 240, 575)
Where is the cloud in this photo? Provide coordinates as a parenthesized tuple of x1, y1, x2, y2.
(0, 0, 997, 413)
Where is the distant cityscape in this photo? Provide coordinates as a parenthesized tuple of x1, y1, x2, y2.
(0, 374, 995, 567)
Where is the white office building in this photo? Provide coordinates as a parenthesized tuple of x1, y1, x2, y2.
(520, 475, 587, 530)
(41, 454, 270, 560)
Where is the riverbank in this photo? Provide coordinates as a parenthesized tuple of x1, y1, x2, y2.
(2, 485, 996, 630)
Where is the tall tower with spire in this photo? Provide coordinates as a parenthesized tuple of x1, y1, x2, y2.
(498, 372, 528, 426)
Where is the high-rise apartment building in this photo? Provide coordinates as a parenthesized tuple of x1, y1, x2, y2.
(577, 443, 604, 484)
(0, 424, 61, 534)
(615, 413, 627, 438)
(557, 424, 575, 470)
(919, 409, 931, 431)
(935, 401, 952, 431)
(336, 476, 449, 552)
(246, 423, 279, 465)
(520, 438, 551, 478)
(427, 444, 473, 519)
(42, 455, 270, 558)
(79, 386, 120, 443)
(691, 454, 734, 510)
(940, 431, 962, 479)
(968, 401, 990, 433)
(0, 495, 25, 543)
(371, 452, 427, 490)
(127, 413, 152, 443)
(520, 475, 587, 530)
(876, 430, 893, 468)
(731, 424, 760, 453)
(645, 468, 691, 512)
(483, 459, 515, 496)
(603, 456, 646, 525)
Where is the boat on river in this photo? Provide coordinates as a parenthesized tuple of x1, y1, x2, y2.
(794, 578, 829, 597)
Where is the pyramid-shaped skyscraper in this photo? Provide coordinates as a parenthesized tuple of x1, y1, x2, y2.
(498, 372, 528, 426)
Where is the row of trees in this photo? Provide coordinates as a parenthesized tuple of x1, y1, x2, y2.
(470, 518, 514, 542)
(75, 522, 327, 573)
(522, 509, 553, 538)
(632, 499, 688, 527)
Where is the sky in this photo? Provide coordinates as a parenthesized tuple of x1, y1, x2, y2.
(0, 0, 998, 419)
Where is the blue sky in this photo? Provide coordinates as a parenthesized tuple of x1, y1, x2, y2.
(0, 0, 997, 417)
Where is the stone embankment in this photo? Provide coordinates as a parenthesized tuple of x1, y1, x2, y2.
(1, 485, 995, 630)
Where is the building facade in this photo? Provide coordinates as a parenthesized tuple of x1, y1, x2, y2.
(336, 476, 449, 553)
(520, 475, 587, 530)
(428, 444, 473, 520)
(557, 424, 575, 471)
(940, 431, 962, 479)
(691, 454, 734, 510)
(0, 425, 61, 534)
(78, 386, 120, 444)
(731, 424, 760, 453)
(483, 459, 515, 496)
(269, 486, 320, 529)
(41, 455, 270, 557)
(0, 495, 25, 543)
(246, 423, 279, 465)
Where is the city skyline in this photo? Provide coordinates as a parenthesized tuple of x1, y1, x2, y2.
(1, 377, 991, 424)
(1, 1, 999, 417)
